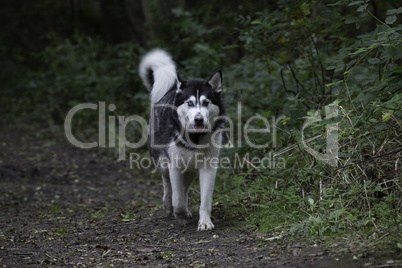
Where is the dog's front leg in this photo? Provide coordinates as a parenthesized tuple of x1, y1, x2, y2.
(169, 167, 189, 226)
(198, 167, 217, 231)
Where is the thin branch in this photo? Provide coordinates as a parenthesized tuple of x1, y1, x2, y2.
(288, 63, 307, 94)
(280, 68, 297, 95)
(280, 67, 311, 109)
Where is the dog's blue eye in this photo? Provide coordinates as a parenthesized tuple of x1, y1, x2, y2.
(187, 101, 194, 107)
(202, 100, 210, 107)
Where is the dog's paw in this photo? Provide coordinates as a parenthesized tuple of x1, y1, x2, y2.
(197, 221, 215, 231)
(174, 210, 189, 226)
(164, 207, 173, 216)
(163, 203, 173, 216)
(176, 216, 188, 226)
(185, 210, 193, 219)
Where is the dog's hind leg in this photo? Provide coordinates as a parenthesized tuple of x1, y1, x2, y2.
(198, 167, 217, 231)
(169, 167, 191, 226)
(162, 175, 173, 216)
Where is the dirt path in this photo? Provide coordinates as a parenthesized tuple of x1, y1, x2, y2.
(0, 125, 398, 267)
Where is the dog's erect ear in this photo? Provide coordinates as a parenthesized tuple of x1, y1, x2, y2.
(176, 72, 186, 93)
(177, 72, 186, 84)
(207, 71, 222, 93)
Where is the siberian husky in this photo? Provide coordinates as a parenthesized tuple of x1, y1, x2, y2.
(139, 49, 226, 231)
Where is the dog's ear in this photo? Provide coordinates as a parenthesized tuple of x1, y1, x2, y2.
(207, 71, 222, 93)
(176, 72, 186, 93)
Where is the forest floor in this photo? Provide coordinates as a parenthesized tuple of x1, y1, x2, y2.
(0, 124, 400, 267)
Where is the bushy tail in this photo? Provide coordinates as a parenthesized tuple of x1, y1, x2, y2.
(139, 49, 177, 104)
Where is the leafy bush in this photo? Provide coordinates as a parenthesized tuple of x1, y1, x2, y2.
(214, 0, 401, 240)
(3, 36, 148, 139)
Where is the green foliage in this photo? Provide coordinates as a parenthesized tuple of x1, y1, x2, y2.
(2, 36, 148, 140)
(215, 0, 401, 240)
(91, 210, 108, 219)
(237, 0, 342, 109)
(53, 228, 68, 236)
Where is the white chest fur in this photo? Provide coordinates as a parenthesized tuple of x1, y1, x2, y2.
(167, 132, 222, 172)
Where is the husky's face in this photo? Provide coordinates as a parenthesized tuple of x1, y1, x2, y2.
(175, 71, 223, 133)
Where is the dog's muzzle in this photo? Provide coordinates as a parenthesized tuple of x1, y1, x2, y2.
(193, 114, 205, 131)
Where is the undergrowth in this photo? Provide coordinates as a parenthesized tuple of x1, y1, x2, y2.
(214, 0, 401, 248)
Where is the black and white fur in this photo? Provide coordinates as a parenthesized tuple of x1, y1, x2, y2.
(139, 49, 226, 231)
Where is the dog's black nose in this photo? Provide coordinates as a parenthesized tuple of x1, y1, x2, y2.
(194, 115, 204, 125)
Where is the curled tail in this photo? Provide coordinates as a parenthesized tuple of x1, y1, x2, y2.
(139, 49, 177, 104)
